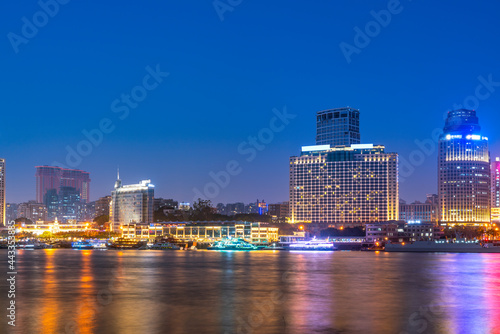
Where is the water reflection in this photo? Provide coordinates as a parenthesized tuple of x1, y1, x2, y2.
(2, 250, 500, 334)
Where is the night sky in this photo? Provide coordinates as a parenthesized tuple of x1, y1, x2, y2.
(1, 0, 499, 205)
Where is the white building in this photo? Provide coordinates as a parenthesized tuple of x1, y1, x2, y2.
(110, 176, 154, 231)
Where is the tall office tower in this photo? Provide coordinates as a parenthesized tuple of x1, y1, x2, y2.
(35, 166, 91, 204)
(110, 177, 154, 231)
(491, 158, 500, 208)
(316, 107, 360, 146)
(289, 144, 398, 226)
(0, 159, 5, 226)
(438, 109, 490, 224)
(58, 186, 83, 223)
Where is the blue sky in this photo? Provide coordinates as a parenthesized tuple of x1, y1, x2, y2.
(1, 0, 500, 204)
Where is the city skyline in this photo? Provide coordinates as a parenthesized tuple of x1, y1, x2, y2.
(2, 1, 500, 206)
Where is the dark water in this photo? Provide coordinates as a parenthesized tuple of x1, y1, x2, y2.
(1, 249, 500, 334)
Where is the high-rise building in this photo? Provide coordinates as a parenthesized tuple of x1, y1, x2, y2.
(110, 176, 154, 231)
(5, 203, 18, 224)
(35, 166, 91, 204)
(0, 159, 5, 226)
(491, 157, 500, 208)
(438, 109, 490, 224)
(289, 144, 399, 226)
(95, 196, 112, 217)
(316, 107, 360, 146)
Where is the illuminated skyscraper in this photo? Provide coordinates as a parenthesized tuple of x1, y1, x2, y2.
(316, 107, 360, 146)
(491, 157, 500, 208)
(289, 144, 399, 226)
(438, 109, 490, 224)
(0, 159, 5, 226)
(110, 176, 154, 231)
(35, 166, 91, 204)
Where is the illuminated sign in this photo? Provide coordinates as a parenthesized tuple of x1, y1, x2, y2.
(301, 145, 330, 152)
(350, 144, 374, 149)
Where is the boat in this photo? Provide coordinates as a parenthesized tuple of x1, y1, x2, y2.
(262, 243, 286, 250)
(107, 238, 147, 249)
(208, 238, 258, 251)
(149, 242, 181, 250)
(72, 241, 94, 250)
(288, 238, 337, 251)
(385, 239, 500, 253)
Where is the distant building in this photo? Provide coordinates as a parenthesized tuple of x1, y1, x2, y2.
(438, 109, 490, 224)
(399, 194, 438, 223)
(35, 166, 91, 204)
(5, 203, 18, 224)
(268, 202, 289, 222)
(17, 201, 47, 222)
(0, 159, 5, 226)
(179, 202, 191, 211)
(110, 176, 154, 231)
(316, 107, 360, 146)
(95, 196, 111, 217)
(289, 144, 399, 226)
(491, 157, 500, 210)
(402, 221, 443, 241)
(153, 198, 178, 211)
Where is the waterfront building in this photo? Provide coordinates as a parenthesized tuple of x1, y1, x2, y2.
(17, 201, 47, 222)
(316, 107, 360, 146)
(438, 109, 490, 224)
(15, 219, 93, 235)
(365, 222, 399, 243)
(0, 159, 5, 226)
(399, 194, 438, 223)
(95, 196, 111, 217)
(35, 166, 91, 204)
(110, 176, 154, 231)
(289, 144, 399, 226)
(491, 157, 500, 216)
(121, 221, 279, 245)
(491, 207, 500, 223)
(402, 221, 443, 241)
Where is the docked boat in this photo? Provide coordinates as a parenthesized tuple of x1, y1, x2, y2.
(149, 242, 181, 250)
(107, 238, 147, 249)
(385, 239, 500, 253)
(71, 241, 94, 250)
(208, 238, 258, 251)
(288, 238, 337, 251)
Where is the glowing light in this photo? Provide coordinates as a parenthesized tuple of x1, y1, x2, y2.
(301, 145, 330, 152)
(351, 144, 374, 149)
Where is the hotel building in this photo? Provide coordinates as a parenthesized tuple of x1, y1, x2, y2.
(316, 107, 360, 146)
(289, 144, 399, 226)
(0, 159, 5, 226)
(438, 109, 490, 224)
(110, 177, 154, 231)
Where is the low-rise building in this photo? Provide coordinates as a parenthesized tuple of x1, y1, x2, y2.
(365, 222, 399, 243)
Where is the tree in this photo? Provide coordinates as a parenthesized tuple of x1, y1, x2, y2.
(190, 198, 217, 221)
(94, 215, 109, 227)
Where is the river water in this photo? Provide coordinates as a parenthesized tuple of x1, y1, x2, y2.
(1, 249, 499, 334)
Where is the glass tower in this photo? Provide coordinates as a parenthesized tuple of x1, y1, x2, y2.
(438, 109, 490, 224)
(316, 107, 360, 146)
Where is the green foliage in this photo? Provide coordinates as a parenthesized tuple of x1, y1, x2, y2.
(94, 215, 110, 226)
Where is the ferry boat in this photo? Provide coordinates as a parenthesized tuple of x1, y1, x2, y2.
(288, 238, 337, 251)
(208, 238, 258, 251)
(72, 241, 94, 250)
(149, 242, 181, 250)
(107, 238, 147, 250)
(385, 239, 500, 253)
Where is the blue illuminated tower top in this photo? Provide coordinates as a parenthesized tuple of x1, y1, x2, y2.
(442, 109, 481, 135)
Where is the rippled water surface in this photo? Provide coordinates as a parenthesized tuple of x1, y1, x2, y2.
(1, 249, 500, 334)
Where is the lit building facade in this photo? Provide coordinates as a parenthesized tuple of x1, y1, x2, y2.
(0, 159, 5, 226)
(17, 201, 47, 222)
(491, 157, 500, 209)
(399, 194, 438, 223)
(438, 109, 490, 224)
(316, 107, 360, 146)
(35, 166, 91, 204)
(110, 178, 154, 231)
(289, 144, 399, 226)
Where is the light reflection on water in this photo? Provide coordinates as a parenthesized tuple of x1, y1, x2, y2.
(1, 250, 500, 334)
